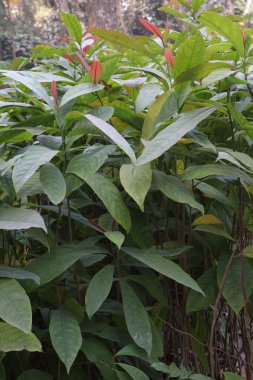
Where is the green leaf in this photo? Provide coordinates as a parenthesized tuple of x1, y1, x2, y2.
(153, 170, 204, 214)
(200, 12, 244, 56)
(182, 164, 253, 184)
(141, 91, 178, 140)
(104, 231, 125, 249)
(175, 62, 233, 85)
(67, 145, 115, 178)
(85, 115, 136, 164)
(0, 71, 53, 108)
(192, 0, 205, 12)
(117, 363, 149, 380)
(173, 34, 206, 80)
(194, 225, 233, 240)
(85, 173, 131, 232)
(60, 83, 103, 108)
(122, 247, 203, 294)
(195, 182, 232, 207)
(40, 163, 66, 205)
(0, 267, 40, 284)
(49, 308, 82, 373)
(120, 279, 152, 355)
(0, 322, 41, 352)
(24, 243, 107, 291)
(243, 245, 253, 258)
(0, 207, 46, 232)
(223, 373, 244, 380)
(135, 83, 163, 114)
(217, 255, 253, 315)
(187, 268, 218, 312)
(13, 146, 58, 193)
(17, 370, 53, 380)
(0, 279, 32, 333)
(151, 362, 180, 376)
(85, 265, 114, 319)
(82, 337, 117, 380)
(91, 29, 156, 59)
(137, 106, 219, 165)
(120, 164, 152, 211)
(60, 12, 83, 45)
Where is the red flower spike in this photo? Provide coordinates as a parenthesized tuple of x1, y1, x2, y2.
(64, 53, 75, 64)
(76, 52, 90, 72)
(51, 80, 58, 103)
(89, 60, 103, 84)
(139, 18, 163, 40)
(165, 17, 169, 33)
(164, 48, 174, 69)
(241, 28, 246, 48)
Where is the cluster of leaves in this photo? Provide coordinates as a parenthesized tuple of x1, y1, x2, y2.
(0, 1, 252, 379)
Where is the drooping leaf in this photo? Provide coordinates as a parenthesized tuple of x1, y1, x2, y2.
(217, 255, 253, 315)
(0, 267, 40, 284)
(0, 279, 32, 333)
(120, 279, 152, 356)
(120, 164, 152, 211)
(122, 247, 204, 294)
(49, 308, 82, 373)
(0, 207, 46, 232)
(153, 170, 204, 214)
(104, 231, 125, 249)
(117, 363, 149, 380)
(194, 225, 233, 240)
(85, 265, 114, 319)
(0, 323, 41, 352)
(192, 215, 222, 226)
(137, 106, 219, 165)
(60, 83, 103, 107)
(13, 146, 58, 192)
(40, 163, 66, 205)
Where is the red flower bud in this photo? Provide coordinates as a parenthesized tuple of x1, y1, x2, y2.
(139, 18, 163, 40)
(164, 47, 174, 69)
(165, 17, 169, 33)
(64, 53, 75, 64)
(241, 28, 246, 48)
(89, 59, 102, 84)
(76, 52, 90, 72)
(51, 80, 58, 103)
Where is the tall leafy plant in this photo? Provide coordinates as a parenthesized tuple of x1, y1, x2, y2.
(0, 2, 252, 379)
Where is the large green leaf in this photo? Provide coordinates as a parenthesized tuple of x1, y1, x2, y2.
(17, 370, 53, 380)
(200, 12, 244, 56)
(82, 337, 117, 380)
(187, 268, 218, 312)
(122, 247, 203, 294)
(24, 243, 107, 291)
(85, 265, 114, 319)
(0, 322, 41, 352)
(135, 83, 163, 114)
(0, 279, 32, 333)
(60, 83, 103, 107)
(49, 308, 82, 373)
(137, 106, 219, 165)
(182, 164, 253, 184)
(85, 173, 131, 232)
(217, 255, 253, 315)
(0, 207, 46, 232)
(67, 145, 115, 178)
(85, 115, 136, 164)
(0, 267, 40, 284)
(141, 91, 178, 140)
(60, 12, 83, 45)
(153, 170, 204, 214)
(223, 373, 244, 380)
(173, 34, 206, 79)
(120, 164, 152, 211)
(13, 146, 58, 192)
(40, 163, 66, 205)
(117, 363, 149, 380)
(120, 279, 152, 355)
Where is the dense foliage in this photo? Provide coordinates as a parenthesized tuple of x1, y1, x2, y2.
(0, 1, 253, 379)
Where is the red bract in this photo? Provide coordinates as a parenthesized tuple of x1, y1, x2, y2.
(64, 53, 75, 64)
(83, 45, 92, 53)
(241, 28, 246, 48)
(139, 18, 163, 40)
(164, 47, 174, 69)
(51, 80, 58, 103)
(76, 52, 90, 72)
(89, 60, 102, 84)
(165, 17, 169, 33)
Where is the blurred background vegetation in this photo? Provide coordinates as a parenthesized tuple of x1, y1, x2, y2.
(0, 0, 252, 60)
